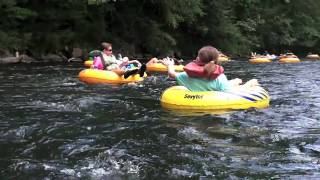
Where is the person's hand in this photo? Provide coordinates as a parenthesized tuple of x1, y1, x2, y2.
(162, 57, 174, 67)
(120, 57, 129, 66)
(122, 57, 129, 62)
(128, 60, 141, 67)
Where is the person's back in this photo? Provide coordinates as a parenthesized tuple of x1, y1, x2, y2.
(176, 72, 230, 91)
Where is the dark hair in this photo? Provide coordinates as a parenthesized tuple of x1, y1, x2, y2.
(198, 46, 219, 77)
(198, 46, 219, 63)
(101, 42, 112, 50)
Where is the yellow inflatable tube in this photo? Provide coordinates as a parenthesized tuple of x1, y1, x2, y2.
(218, 56, 230, 62)
(279, 57, 300, 63)
(249, 58, 272, 64)
(84, 60, 93, 68)
(160, 86, 270, 111)
(306, 54, 319, 60)
(147, 63, 184, 72)
(79, 69, 145, 84)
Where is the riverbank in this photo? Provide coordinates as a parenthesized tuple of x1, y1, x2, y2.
(0, 54, 69, 64)
(0, 47, 88, 64)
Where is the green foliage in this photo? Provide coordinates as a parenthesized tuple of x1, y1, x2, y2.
(88, 0, 108, 5)
(7, 6, 36, 20)
(2, 0, 320, 57)
(159, 0, 204, 28)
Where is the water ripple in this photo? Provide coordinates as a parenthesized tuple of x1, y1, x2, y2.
(1, 62, 320, 178)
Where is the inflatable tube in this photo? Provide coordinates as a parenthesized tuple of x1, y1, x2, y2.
(84, 60, 93, 68)
(218, 56, 230, 62)
(160, 86, 270, 111)
(146, 63, 184, 72)
(249, 58, 272, 64)
(79, 69, 145, 84)
(306, 54, 320, 60)
(279, 57, 300, 63)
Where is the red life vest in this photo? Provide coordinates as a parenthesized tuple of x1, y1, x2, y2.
(183, 60, 224, 80)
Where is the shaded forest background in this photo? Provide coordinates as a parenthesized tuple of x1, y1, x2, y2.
(1, 0, 320, 60)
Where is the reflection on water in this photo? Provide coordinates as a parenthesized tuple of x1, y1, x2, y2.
(1, 61, 320, 179)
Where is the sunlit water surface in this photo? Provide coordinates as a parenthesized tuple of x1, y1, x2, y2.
(1, 60, 320, 179)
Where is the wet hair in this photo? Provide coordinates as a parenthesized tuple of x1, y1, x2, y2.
(101, 42, 112, 50)
(198, 46, 219, 77)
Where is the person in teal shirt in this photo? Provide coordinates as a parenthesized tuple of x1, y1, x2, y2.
(175, 72, 231, 91)
(163, 45, 259, 92)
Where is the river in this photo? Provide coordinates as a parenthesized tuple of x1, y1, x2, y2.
(1, 60, 320, 179)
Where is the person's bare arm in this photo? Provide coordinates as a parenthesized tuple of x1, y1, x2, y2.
(163, 58, 177, 78)
(128, 60, 141, 67)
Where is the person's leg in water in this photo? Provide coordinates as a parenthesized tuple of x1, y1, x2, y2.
(123, 63, 140, 79)
(107, 65, 126, 76)
(123, 69, 139, 79)
(115, 63, 146, 79)
(110, 63, 138, 79)
(111, 68, 126, 76)
(138, 64, 146, 77)
(109, 66, 138, 79)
